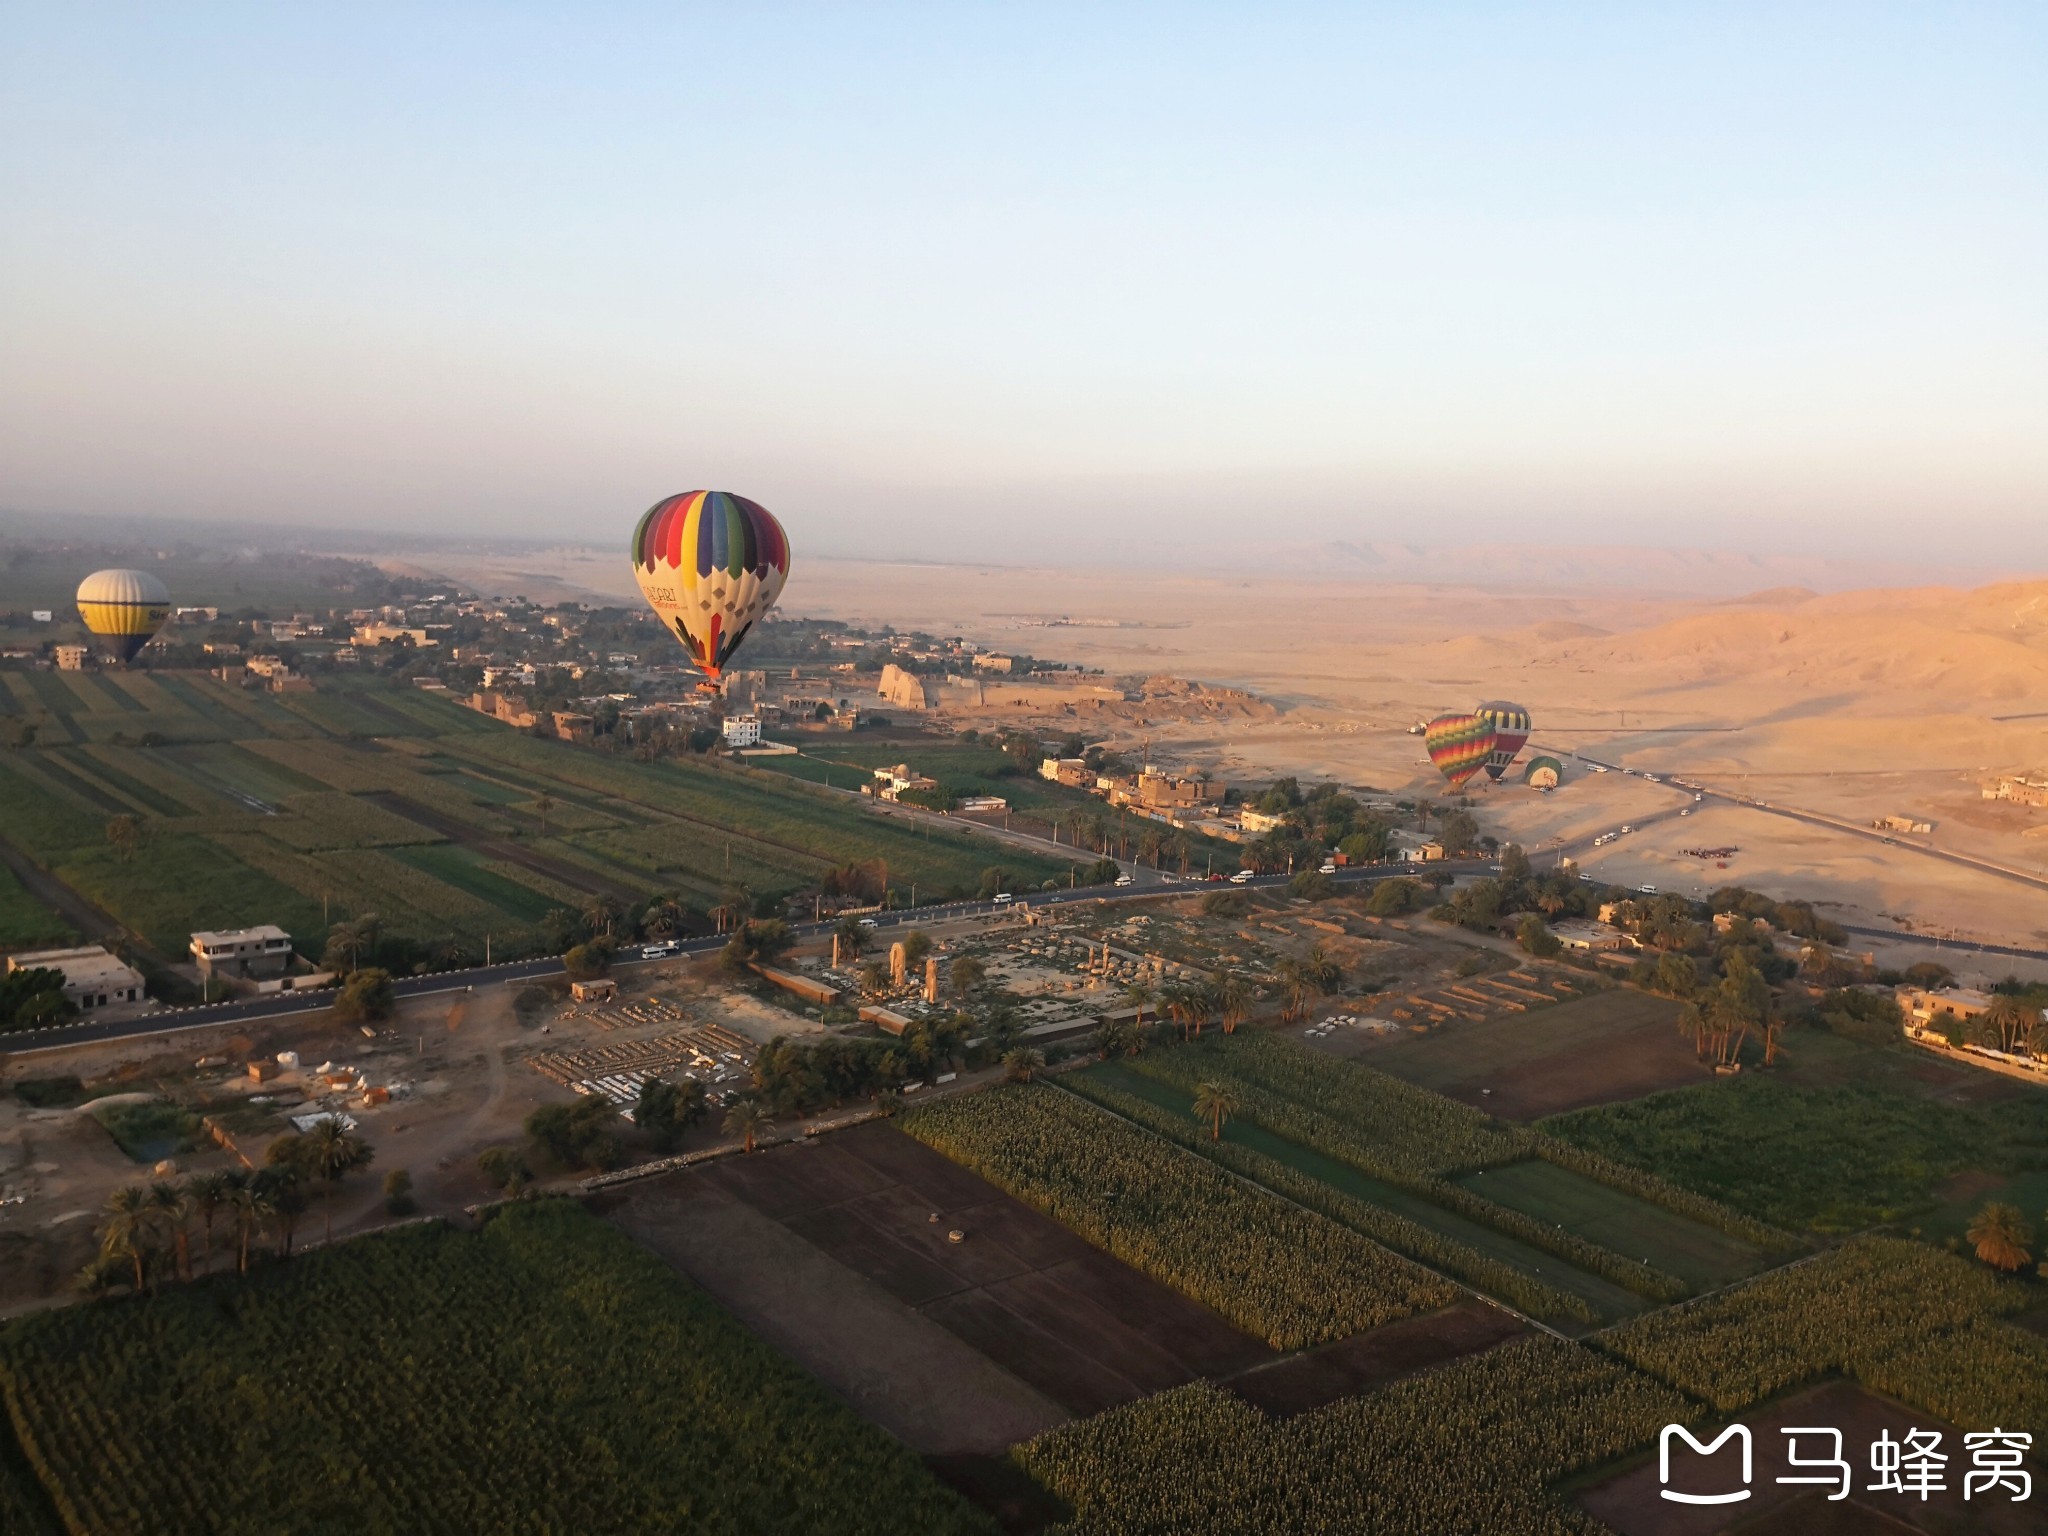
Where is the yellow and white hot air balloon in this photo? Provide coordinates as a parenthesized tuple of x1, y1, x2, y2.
(75, 568, 172, 662)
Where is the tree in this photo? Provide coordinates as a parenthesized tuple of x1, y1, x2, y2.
(1276, 943, 1342, 1023)
(477, 1145, 530, 1197)
(331, 967, 395, 1023)
(533, 792, 555, 835)
(383, 1167, 415, 1215)
(1191, 1081, 1239, 1141)
(562, 942, 612, 979)
(105, 814, 142, 863)
(148, 1181, 191, 1283)
(261, 1168, 308, 1257)
(581, 895, 620, 939)
(641, 895, 687, 938)
(900, 930, 933, 972)
(321, 914, 383, 975)
(527, 1098, 623, 1172)
(1515, 913, 1561, 959)
(723, 1096, 770, 1153)
(948, 955, 986, 999)
(1499, 843, 1532, 883)
(858, 960, 890, 997)
(637, 1077, 707, 1152)
(100, 1185, 152, 1292)
(1213, 970, 1252, 1034)
(1003, 1048, 1045, 1082)
(305, 1117, 374, 1242)
(1967, 1202, 2033, 1272)
(1288, 870, 1335, 901)
(1978, 997, 2039, 1056)
(231, 1173, 272, 1274)
(834, 914, 872, 961)
(713, 885, 753, 936)
(1121, 981, 1156, 1027)
(1438, 809, 1480, 856)
(1367, 878, 1425, 917)
(977, 866, 1012, 899)
(186, 1170, 236, 1275)
(1098, 1017, 1140, 1059)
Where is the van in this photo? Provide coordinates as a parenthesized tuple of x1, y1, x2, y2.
(992, 893, 1013, 905)
(1229, 870, 1255, 884)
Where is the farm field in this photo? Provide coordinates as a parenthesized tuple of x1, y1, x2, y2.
(1455, 1159, 1766, 1293)
(899, 1083, 1459, 1349)
(1359, 986, 1702, 1119)
(1543, 1070, 2048, 1233)
(0, 667, 1073, 963)
(604, 1123, 1279, 1440)
(0, 860, 72, 951)
(0, 1200, 989, 1536)
(1077, 1061, 1651, 1326)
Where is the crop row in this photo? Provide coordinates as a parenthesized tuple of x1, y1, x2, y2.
(1017, 1334, 1692, 1536)
(0, 1202, 985, 1536)
(264, 792, 446, 851)
(899, 1085, 1453, 1349)
(1601, 1236, 2024, 1412)
(1157, 1032, 1785, 1248)
(1065, 1075, 1591, 1323)
(1857, 1317, 2048, 1433)
(1128, 1047, 1686, 1300)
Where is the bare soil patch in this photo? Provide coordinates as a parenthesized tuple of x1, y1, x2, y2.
(1365, 989, 1704, 1120)
(599, 1122, 1279, 1446)
(1576, 1380, 2038, 1535)
(1225, 1297, 1526, 1418)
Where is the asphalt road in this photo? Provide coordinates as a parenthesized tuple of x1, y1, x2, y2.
(6, 863, 1446, 1056)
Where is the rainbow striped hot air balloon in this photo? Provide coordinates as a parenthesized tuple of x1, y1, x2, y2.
(1424, 713, 1497, 792)
(75, 569, 172, 663)
(1475, 700, 1531, 782)
(630, 491, 791, 684)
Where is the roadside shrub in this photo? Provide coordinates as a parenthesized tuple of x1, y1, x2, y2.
(331, 967, 396, 1023)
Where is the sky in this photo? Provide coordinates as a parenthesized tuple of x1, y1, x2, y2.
(1, 4, 2043, 570)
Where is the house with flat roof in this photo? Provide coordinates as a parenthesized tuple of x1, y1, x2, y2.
(7, 946, 147, 1011)
(190, 925, 295, 979)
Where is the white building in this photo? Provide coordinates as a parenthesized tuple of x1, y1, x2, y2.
(722, 714, 763, 748)
(7, 946, 147, 1011)
(190, 925, 296, 979)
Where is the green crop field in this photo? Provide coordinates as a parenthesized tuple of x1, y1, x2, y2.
(0, 863, 72, 951)
(0, 665, 1079, 963)
(1543, 1073, 2048, 1232)
(0, 1201, 989, 1536)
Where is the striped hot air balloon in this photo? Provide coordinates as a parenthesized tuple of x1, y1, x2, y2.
(1475, 700, 1531, 782)
(75, 569, 172, 663)
(629, 491, 791, 684)
(1424, 713, 1497, 791)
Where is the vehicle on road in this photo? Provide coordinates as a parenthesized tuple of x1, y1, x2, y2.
(1114, 873, 1135, 887)
(1621, 824, 1634, 834)
(1229, 870, 1255, 884)
(992, 893, 1013, 905)
(1637, 884, 1658, 895)
(1679, 809, 1690, 817)
(638, 941, 682, 958)
(1318, 862, 1337, 875)
(858, 916, 879, 929)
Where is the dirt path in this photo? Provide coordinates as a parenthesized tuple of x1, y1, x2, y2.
(0, 833, 168, 964)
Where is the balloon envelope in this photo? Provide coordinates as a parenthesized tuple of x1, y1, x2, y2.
(1424, 713, 1497, 791)
(75, 568, 171, 662)
(1523, 755, 1563, 790)
(630, 491, 790, 682)
(1475, 700, 1532, 781)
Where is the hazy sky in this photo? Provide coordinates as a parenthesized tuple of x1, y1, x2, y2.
(2, 5, 2042, 567)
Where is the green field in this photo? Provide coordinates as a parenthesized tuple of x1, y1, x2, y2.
(1455, 1159, 1764, 1292)
(0, 1201, 988, 1536)
(0, 862, 72, 951)
(1079, 1063, 1649, 1324)
(0, 667, 1076, 962)
(1543, 1070, 2048, 1232)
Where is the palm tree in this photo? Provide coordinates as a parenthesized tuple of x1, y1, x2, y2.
(947, 955, 986, 999)
(1979, 997, 2038, 1056)
(1191, 1081, 1239, 1141)
(1967, 1202, 2033, 1272)
(833, 912, 871, 958)
(533, 791, 555, 835)
(306, 1118, 375, 1243)
(642, 895, 685, 938)
(1121, 981, 1156, 1028)
(232, 1174, 272, 1274)
(187, 1171, 236, 1275)
(581, 895, 620, 939)
(723, 1097, 770, 1153)
(1098, 1017, 1139, 1059)
(1003, 1048, 1046, 1083)
(148, 1181, 192, 1283)
(101, 1185, 152, 1292)
(858, 960, 890, 997)
(1213, 970, 1252, 1034)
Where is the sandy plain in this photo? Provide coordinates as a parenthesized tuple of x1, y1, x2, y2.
(421, 547, 2048, 959)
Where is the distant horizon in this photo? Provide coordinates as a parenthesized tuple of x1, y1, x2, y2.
(3, 6, 2042, 566)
